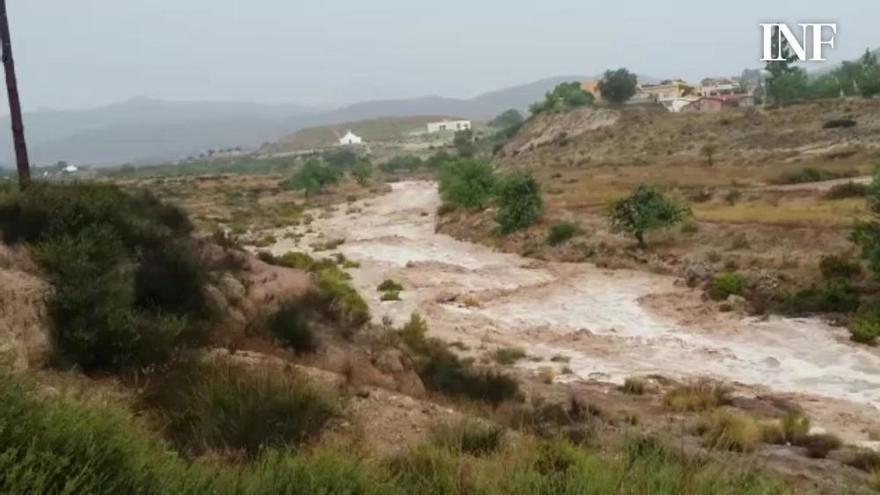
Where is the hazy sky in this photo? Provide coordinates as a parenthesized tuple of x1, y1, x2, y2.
(3, 0, 878, 111)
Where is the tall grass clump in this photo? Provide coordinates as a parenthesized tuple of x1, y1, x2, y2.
(0, 183, 210, 370)
(664, 381, 731, 412)
(139, 359, 337, 457)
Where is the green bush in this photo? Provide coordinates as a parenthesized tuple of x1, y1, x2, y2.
(438, 159, 496, 210)
(311, 265, 370, 330)
(140, 360, 337, 457)
(776, 167, 850, 185)
(607, 185, 690, 248)
(283, 159, 339, 196)
(819, 255, 862, 279)
(267, 302, 316, 353)
(826, 181, 870, 199)
(545, 221, 580, 246)
(495, 172, 544, 234)
(529, 82, 595, 115)
(709, 272, 750, 301)
(786, 278, 859, 314)
(850, 307, 880, 344)
(377, 279, 404, 292)
(0, 183, 209, 370)
(380, 290, 402, 301)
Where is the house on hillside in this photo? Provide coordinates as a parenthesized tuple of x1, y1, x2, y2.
(699, 78, 739, 97)
(338, 130, 363, 146)
(681, 94, 754, 113)
(640, 79, 696, 100)
(426, 120, 471, 133)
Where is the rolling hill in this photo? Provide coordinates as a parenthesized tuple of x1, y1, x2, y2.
(275, 115, 456, 151)
(0, 74, 660, 167)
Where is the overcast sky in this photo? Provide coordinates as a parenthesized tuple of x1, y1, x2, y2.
(3, 0, 877, 112)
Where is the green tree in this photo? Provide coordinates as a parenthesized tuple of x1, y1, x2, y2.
(285, 159, 339, 197)
(858, 49, 880, 97)
(495, 172, 544, 234)
(808, 74, 842, 99)
(453, 129, 475, 158)
(853, 166, 880, 277)
(529, 82, 594, 115)
(608, 185, 691, 248)
(438, 159, 496, 210)
(351, 161, 373, 186)
(489, 109, 524, 129)
(764, 26, 809, 106)
(597, 68, 638, 104)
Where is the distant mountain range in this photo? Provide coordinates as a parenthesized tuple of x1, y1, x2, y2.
(0, 74, 661, 168)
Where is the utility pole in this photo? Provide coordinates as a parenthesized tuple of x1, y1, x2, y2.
(0, 0, 29, 189)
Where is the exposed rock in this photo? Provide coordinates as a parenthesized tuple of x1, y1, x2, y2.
(375, 349, 406, 374)
(683, 260, 713, 288)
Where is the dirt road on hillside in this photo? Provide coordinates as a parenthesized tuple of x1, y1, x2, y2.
(271, 181, 880, 442)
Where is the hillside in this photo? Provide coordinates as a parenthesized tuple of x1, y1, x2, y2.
(275, 115, 456, 151)
(0, 76, 599, 168)
(498, 99, 880, 170)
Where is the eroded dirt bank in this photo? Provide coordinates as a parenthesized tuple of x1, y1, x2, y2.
(271, 180, 880, 442)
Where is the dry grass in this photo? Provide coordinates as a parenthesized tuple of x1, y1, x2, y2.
(664, 381, 730, 412)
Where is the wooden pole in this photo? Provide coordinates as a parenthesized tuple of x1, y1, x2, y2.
(0, 0, 29, 189)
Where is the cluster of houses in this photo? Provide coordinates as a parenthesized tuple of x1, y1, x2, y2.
(581, 77, 755, 113)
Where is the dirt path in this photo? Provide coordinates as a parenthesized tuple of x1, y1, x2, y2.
(271, 180, 880, 443)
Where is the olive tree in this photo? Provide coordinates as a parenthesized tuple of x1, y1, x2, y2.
(607, 185, 691, 248)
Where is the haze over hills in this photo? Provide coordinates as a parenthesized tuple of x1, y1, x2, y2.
(0, 75, 618, 168)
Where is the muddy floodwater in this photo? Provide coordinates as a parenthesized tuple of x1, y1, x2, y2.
(272, 180, 880, 437)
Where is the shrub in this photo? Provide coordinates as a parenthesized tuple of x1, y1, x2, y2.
(139, 359, 337, 457)
(438, 159, 496, 210)
(380, 290, 401, 301)
(819, 255, 862, 279)
(283, 159, 339, 196)
(785, 278, 860, 314)
(823, 118, 857, 129)
(495, 172, 544, 234)
(709, 272, 750, 301)
(700, 408, 762, 452)
(397, 317, 519, 406)
(377, 279, 404, 292)
(780, 411, 811, 444)
(529, 81, 595, 115)
(800, 433, 842, 458)
(546, 221, 580, 246)
(493, 347, 527, 365)
(664, 381, 730, 412)
(850, 307, 880, 344)
(259, 250, 317, 270)
(621, 377, 647, 395)
(0, 183, 208, 371)
(607, 185, 691, 248)
(430, 419, 505, 456)
(776, 167, 849, 185)
(597, 68, 638, 104)
(267, 302, 316, 353)
(311, 265, 370, 330)
(826, 181, 870, 199)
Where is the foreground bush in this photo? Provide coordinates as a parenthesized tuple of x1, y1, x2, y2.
(708, 272, 750, 301)
(546, 221, 580, 246)
(699, 408, 762, 452)
(438, 159, 496, 210)
(267, 302, 316, 353)
(495, 172, 544, 234)
(0, 370, 794, 495)
(849, 307, 880, 344)
(0, 183, 210, 370)
(664, 381, 730, 412)
(398, 314, 520, 406)
(429, 419, 505, 456)
(139, 360, 337, 457)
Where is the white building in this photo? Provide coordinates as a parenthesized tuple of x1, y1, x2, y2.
(63, 164, 79, 173)
(338, 130, 363, 146)
(426, 120, 471, 134)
